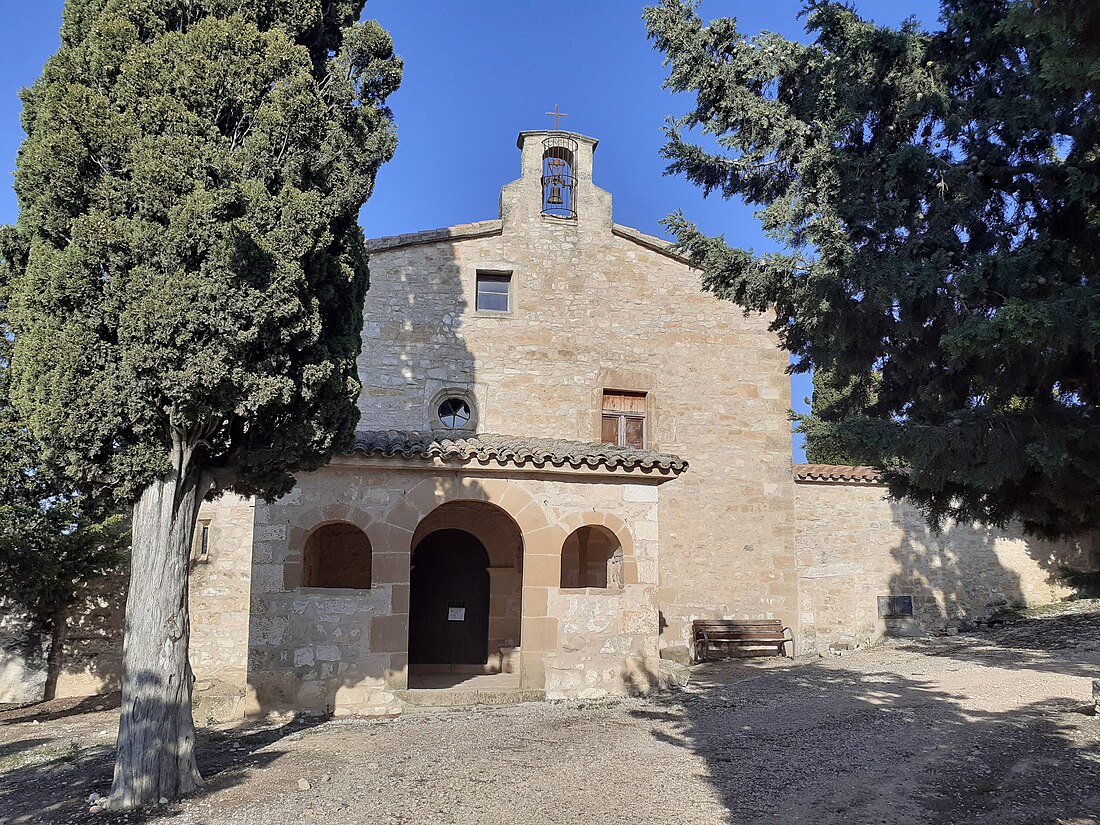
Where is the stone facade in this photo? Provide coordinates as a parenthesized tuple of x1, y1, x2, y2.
(358, 130, 795, 658)
(236, 459, 668, 716)
(6, 129, 1096, 712)
(794, 476, 1098, 651)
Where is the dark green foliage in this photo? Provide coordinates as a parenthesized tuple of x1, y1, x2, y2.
(0, 233, 125, 658)
(8, 0, 401, 506)
(646, 0, 1100, 538)
(796, 368, 879, 466)
(1057, 566, 1100, 599)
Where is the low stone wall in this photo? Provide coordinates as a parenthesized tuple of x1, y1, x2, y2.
(0, 570, 128, 704)
(794, 480, 1097, 652)
(54, 571, 127, 698)
(544, 586, 661, 700)
(0, 603, 45, 703)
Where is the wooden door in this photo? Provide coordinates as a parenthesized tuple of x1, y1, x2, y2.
(408, 529, 491, 665)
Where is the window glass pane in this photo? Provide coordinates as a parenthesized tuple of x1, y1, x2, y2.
(479, 277, 509, 293)
(438, 398, 471, 429)
(624, 416, 644, 448)
(601, 415, 619, 444)
(476, 291, 509, 312)
(476, 273, 511, 312)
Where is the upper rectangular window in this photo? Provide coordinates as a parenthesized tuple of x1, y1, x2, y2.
(602, 390, 646, 449)
(475, 271, 511, 313)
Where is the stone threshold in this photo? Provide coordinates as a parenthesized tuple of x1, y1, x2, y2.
(397, 687, 546, 713)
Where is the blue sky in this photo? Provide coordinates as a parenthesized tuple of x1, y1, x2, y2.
(0, 0, 943, 461)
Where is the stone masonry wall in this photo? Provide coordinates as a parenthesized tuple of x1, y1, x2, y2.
(189, 493, 256, 719)
(360, 130, 795, 657)
(794, 480, 1097, 652)
(245, 459, 664, 714)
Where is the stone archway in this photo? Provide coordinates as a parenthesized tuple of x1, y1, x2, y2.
(381, 477, 565, 691)
(408, 500, 524, 677)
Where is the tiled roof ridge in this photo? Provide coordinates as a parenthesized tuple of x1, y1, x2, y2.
(366, 220, 503, 253)
(349, 430, 688, 473)
(793, 463, 884, 484)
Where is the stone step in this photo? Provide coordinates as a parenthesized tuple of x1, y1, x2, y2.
(397, 687, 545, 713)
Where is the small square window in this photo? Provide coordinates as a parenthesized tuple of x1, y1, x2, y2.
(878, 595, 913, 618)
(602, 390, 646, 449)
(476, 272, 511, 313)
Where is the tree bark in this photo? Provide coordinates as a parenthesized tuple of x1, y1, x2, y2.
(107, 461, 208, 809)
(42, 604, 67, 702)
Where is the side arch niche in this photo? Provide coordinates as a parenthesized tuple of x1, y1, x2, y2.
(560, 525, 624, 589)
(302, 522, 373, 589)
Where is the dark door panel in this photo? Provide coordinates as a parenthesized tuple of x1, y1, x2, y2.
(408, 529, 490, 665)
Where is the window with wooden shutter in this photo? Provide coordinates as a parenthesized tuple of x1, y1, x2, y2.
(601, 391, 646, 449)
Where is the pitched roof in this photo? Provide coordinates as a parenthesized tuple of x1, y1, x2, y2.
(366, 220, 503, 253)
(349, 431, 688, 473)
(793, 464, 884, 484)
(363, 219, 693, 266)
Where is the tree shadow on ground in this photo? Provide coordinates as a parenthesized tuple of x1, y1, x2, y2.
(0, 691, 121, 725)
(0, 712, 328, 824)
(635, 648, 1100, 825)
(891, 604, 1100, 678)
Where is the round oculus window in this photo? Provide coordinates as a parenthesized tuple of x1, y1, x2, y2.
(437, 398, 472, 429)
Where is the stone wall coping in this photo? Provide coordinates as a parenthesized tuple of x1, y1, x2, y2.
(366, 220, 504, 253)
(793, 463, 885, 485)
(611, 224, 694, 265)
(517, 129, 599, 150)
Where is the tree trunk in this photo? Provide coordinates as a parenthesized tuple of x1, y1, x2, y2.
(107, 467, 207, 809)
(42, 604, 67, 702)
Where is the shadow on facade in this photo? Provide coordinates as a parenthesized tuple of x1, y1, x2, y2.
(243, 239, 507, 716)
(886, 498, 1099, 635)
(630, 656, 1100, 824)
(0, 571, 127, 706)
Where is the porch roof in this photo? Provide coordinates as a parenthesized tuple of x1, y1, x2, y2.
(349, 430, 688, 473)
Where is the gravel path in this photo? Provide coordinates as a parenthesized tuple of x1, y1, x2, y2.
(2, 603, 1098, 825)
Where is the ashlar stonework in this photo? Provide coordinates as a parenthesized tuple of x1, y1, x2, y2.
(3, 129, 1095, 715)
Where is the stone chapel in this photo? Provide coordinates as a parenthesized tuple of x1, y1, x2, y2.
(2, 129, 1095, 712)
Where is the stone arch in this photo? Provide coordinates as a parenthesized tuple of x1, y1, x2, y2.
(560, 525, 623, 589)
(283, 506, 374, 590)
(412, 500, 523, 570)
(383, 477, 553, 539)
(302, 522, 373, 589)
(558, 510, 638, 586)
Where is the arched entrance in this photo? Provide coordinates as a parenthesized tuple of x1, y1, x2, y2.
(406, 500, 525, 686)
(408, 529, 491, 666)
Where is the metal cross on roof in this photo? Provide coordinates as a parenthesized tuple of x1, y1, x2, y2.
(545, 104, 569, 130)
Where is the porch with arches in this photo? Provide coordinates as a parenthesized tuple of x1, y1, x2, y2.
(243, 453, 679, 716)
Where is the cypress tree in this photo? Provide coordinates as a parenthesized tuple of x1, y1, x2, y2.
(646, 0, 1100, 538)
(1, 231, 126, 703)
(6, 0, 400, 807)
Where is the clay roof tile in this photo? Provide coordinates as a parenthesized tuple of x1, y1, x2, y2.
(348, 431, 688, 474)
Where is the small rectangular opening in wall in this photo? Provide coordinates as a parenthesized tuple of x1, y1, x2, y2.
(475, 271, 511, 313)
(878, 595, 913, 618)
(195, 520, 211, 564)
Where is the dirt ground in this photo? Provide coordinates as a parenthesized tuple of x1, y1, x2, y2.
(2, 601, 1098, 825)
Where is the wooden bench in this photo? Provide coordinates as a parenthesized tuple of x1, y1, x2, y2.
(692, 619, 794, 661)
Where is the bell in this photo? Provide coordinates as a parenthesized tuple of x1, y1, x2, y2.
(547, 183, 564, 205)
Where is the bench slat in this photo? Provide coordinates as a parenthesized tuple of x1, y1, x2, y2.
(691, 618, 794, 662)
